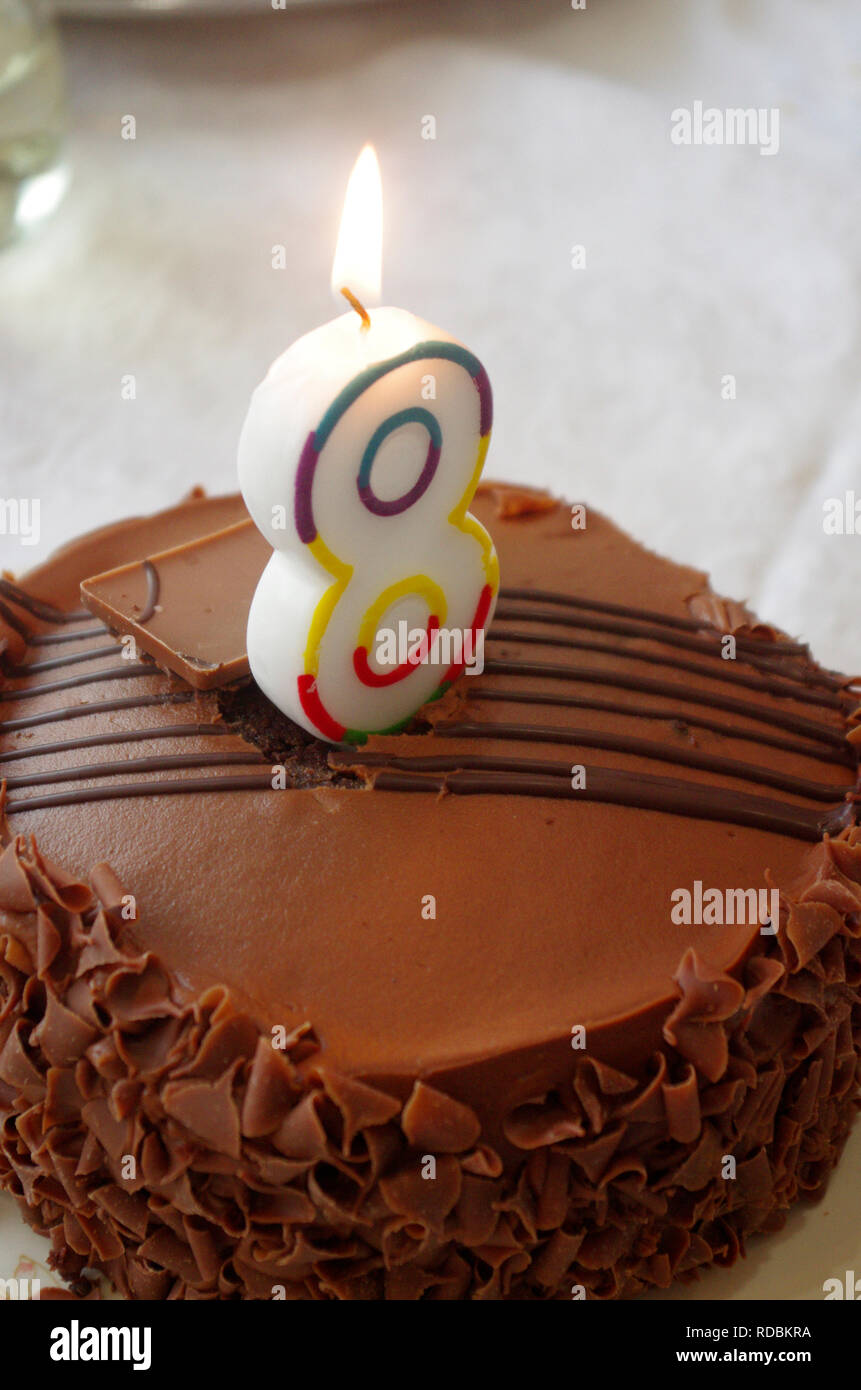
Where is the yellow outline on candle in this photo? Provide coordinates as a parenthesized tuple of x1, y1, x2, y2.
(449, 434, 500, 592)
(301, 433, 498, 683)
(303, 535, 352, 677)
(357, 575, 447, 656)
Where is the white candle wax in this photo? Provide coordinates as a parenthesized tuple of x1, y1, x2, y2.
(238, 305, 498, 743)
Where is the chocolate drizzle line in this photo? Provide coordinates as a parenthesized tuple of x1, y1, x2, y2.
(482, 660, 848, 748)
(468, 688, 854, 765)
(0, 691, 196, 734)
(431, 720, 852, 801)
(0, 599, 36, 641)
(0, 579, 88, 624)
(488, 627, 842, 705)
(362, 763, 849, 843)
(30, 628, 107, 647)
(4, 750, 268, 791)
(138, 561, 160, 625)
(0, 592, 105, 647)
(4, 772, 276, 814)
(0, 722, 231, 764)
(0, 664, 157, 702)
(3, 644, 122, 677)
(498, 586, 808, 651)
(493, 602, 833, 684)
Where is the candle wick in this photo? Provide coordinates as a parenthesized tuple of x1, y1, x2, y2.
(340, 287, 371, 331)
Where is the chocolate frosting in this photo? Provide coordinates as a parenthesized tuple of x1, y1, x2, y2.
(0, 483, 859, 1298)
(0, 829, 858, 1299)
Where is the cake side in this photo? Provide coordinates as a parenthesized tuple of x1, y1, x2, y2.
(0, 828, 858, 1299)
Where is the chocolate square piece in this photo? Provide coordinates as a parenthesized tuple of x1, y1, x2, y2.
(80, 517, 269, 688)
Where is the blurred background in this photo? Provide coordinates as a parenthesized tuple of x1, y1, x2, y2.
(0, 0, 859, 669)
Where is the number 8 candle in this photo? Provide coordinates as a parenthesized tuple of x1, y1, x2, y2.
(238, 146, 499, 744)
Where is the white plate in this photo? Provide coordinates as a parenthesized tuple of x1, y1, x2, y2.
(2, 1121, 859, 1300)
(0, 1194, 115, 1297)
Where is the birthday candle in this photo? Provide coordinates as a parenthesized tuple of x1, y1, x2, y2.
(238, 148, 498, 744)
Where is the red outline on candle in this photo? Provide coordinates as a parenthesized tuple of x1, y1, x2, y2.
(353, 614, 440, 688)
(440, 583, 493, 684)
(297, 673, 346, 742)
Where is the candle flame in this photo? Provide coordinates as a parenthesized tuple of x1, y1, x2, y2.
(331, 144, 383, 312)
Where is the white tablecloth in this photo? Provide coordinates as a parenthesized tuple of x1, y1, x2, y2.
(2, 0, 860, 671)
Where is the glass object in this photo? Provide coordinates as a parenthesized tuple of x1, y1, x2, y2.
(0, 0, 67, 247)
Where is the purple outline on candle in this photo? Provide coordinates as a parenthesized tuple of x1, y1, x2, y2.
(357, 407, 442, 517)
(293, 340, 492, 548)
(295, 432, 320, 544)
(473, 364, 492, 437)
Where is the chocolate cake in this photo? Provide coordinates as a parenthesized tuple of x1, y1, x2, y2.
(0, 482, 858, 1300)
